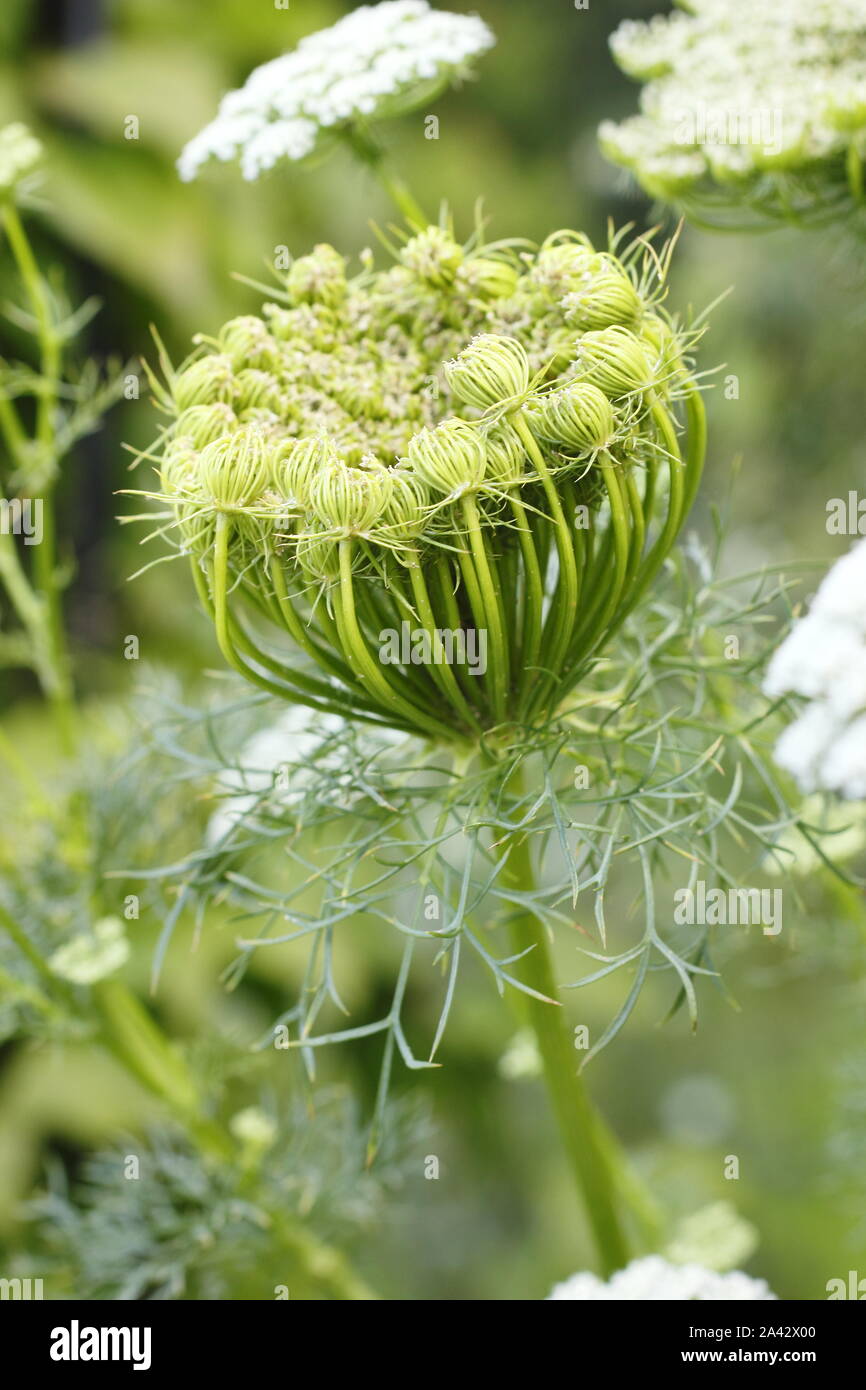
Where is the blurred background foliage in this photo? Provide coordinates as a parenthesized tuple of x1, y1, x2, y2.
(0, 0, 864, 1299)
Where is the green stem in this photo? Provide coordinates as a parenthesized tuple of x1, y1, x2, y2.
(500, 772, 631, 1276)
(2, 203, 74, 748)
(460, 494, 508, 722)
(0, 900, 72, 999)
(513, 413, 578, 716)
(335, 538, 456, 741)
(407, 551, 481, 732)
(341, 124, 429, 227)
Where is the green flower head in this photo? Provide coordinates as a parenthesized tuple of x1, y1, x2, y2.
(150, 223, 704, 741)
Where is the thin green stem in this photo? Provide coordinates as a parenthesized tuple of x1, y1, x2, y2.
(2, 202, 74, 748)
(460, 494, 508, 721)
(513, 413, 578, 717)
(341, 125, 429, 228)
(407, 551, 481, 732)
(335, 538, 456, 741)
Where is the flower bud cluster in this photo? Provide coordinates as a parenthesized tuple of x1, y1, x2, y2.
(152, 224, 704, 739)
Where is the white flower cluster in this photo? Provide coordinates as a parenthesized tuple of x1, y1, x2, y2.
(601, 0, 866, 215)
(547, 1256, 776, 1301)
(765, 539, 866, 800)
(178, 1, 494, 182)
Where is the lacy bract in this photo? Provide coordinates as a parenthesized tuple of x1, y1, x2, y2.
(149, 224, 706, 743)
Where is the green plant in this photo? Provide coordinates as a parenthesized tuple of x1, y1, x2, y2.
(0, 123, 124, 747)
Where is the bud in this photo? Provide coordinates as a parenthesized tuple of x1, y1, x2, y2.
(400, 226, 464, 288)
(334, 376, 385, 421)
(640, 314, 682, 387)
(234, 369, 285, 413)
(573, 326, 654, 397)
(160, 440, 214, 553)
(532, 382, 616, 453)
(563, 270, 642, 331)
(530, 238, 600, 296)
(407, 419, 486, 498)
(456, 257, 520, 301)
(445, 334, 530, 410)
(172, 354, 235, 413)
(377, 466, 431, 544)
(217, 315, 278, 370)
(308, 459, 394, 535)
(0, 122, 42, 194)
(296, 523, 342, 581)
(287, 243, 348, 308)
(277, 434, 340, 509)
(239, 407, 288, 440)
(160, 437, 199, 497)
(481, 421, 526, 487)
(174, 403, 238, 449)
(545, 326, 582, 376)
(199, 425, 274, 509)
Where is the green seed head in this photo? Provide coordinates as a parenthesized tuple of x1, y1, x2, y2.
(455, 257, 520, 301)
(234, 369, 285, 413)
(574, 326, 654, 397)
(277, 435, 339, 510)
(533, 382, 617, 453)
(376, 466, 431, 546)
(199, 425, 274, 510)
(308, 458, 394, 535)
(160, 437, 199, 497)
(481, 420, 526, 487)
(287, 243, 348, 308)
(530, 238, 600, 297)
(445, 333, 530, 411)
(400, 226, 464, 288)
(217, 315, 278, 370)
(296, 523, 342, 582)
(160, 440, 215, 555)
(174, 403, 238, 449)
(563, 270, 643, 331)
(406, 419, 487, 498)
(640, 314, 682, 389)
(173, 355, 235, 413)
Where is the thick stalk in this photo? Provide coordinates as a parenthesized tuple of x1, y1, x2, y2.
(501, 776, 630, 1276)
